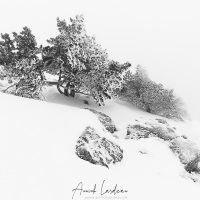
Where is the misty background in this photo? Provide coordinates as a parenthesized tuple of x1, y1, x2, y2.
(0, 0, 200, 121)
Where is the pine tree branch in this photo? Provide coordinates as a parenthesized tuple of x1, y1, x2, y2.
(75, 90, 90, 96)
(44, 81, 59, 85)
(3, 83, 18, 93)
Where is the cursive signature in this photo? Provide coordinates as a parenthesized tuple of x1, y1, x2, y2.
(101, 180, 128, 195)
(72, 180, 128, 199)
(72, 182, 97, 199)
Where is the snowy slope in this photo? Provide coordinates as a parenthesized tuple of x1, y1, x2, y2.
(0, 90, 200, 200)
(44, 86, 200, 143)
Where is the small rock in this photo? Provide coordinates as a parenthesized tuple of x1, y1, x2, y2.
(155, 119, 169, 126)
(138, 149, 148, 154)
(185, 157, 200, 174)
(83, 100, 89, 105)
(182, 135, 187, 139)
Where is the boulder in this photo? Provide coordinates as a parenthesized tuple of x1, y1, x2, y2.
(169, 137, 200, 165)
(85, 108, 116, 133)
(146, 122, 179, 141)
(126, 119, 178, 141)
(126, 124, 151, 140)
(75, 127, 123, 168)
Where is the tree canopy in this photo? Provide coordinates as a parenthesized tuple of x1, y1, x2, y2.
(0, 14, 189, 121)
(0, 15, 131, 105)
(119, 65, 189, 121)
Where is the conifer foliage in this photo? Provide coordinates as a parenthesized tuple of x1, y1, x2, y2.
(0, 15, 130, 104)
(119, 65, 189, 121)
(0, 33, 16, 66)
(0, 27, 43, 99)
(45, 15, 130, 105)
(12, 26, 38, 60)
(0, 15, 190, 120)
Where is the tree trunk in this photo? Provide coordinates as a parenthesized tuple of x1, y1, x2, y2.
(57, 70, 64, 94)
(146, 104, 151, 113)
(57, 83, 64, 94)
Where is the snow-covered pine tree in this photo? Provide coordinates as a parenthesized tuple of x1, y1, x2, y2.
(12, 26, 39, 60)
(119, 65, 189, 121)
(0, 33, 16, 66)
(0, 28, 44, 99)
(46, 15, 131, 105)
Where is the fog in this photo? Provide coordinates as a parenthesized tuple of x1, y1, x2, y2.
(1, 0, 200, 120)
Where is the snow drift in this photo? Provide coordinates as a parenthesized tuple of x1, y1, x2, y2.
(0, 91, 200, 200)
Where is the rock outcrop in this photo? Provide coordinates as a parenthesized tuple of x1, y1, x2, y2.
(146, 121, 179, 141)
(126, 118, 200, 174)
(75, 113, 200, 175)
(170, 137, 200, 165)
(126, 118, 178, 141)
(85, 108, 117, 133)
(126, 124, 152, 140)
(75, 126, 123, 168)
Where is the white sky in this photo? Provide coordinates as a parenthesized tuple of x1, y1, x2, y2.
(0, 0, 200, 121)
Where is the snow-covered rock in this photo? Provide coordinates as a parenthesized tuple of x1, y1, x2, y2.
(75, 126, 123, 168)
(146, 121, 179, 141)
(85, 108, 117, 133)
(170, 137, 200, 165)
(126, 124, 152, 139)
(155, 118, 170, 126)
(126, 118, 178, 141)
(126, 118, 200, 175)
(185, 157, 200, 174)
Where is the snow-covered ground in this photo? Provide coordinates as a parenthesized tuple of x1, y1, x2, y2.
(0, 86, 200, 200)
